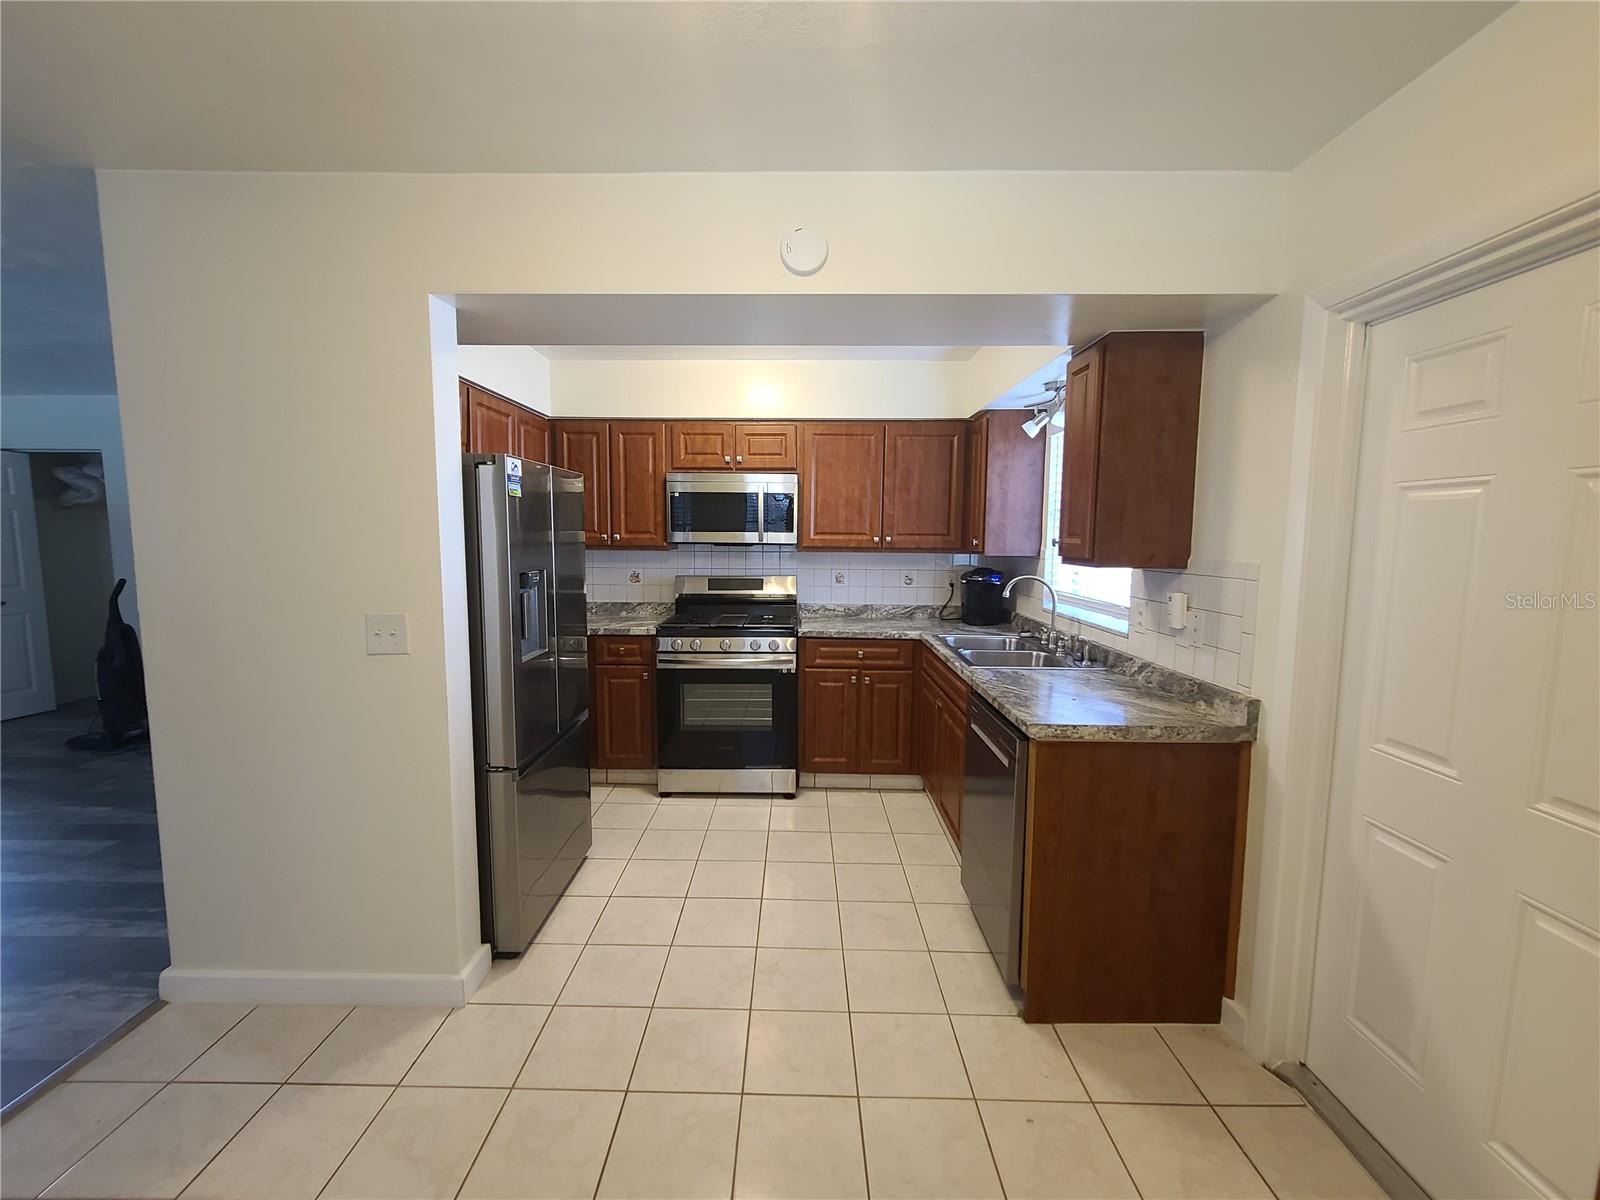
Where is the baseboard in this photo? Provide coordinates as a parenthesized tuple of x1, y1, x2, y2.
(1220, 994, 1248, 1042)
(159, 944, 493, 1007)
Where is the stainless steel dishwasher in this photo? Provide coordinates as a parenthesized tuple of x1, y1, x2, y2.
(960, 695, 1029, 987)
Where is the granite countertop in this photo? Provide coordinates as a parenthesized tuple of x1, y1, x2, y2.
(584, 601, 1258, 744)
(799, 605, 1259, 744)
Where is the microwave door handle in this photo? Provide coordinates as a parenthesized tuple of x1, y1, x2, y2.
(756, 484, 766, 543)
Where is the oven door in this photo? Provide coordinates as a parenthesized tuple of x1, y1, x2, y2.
(656, 656, 798, 788)
(666, 476, 761, 544)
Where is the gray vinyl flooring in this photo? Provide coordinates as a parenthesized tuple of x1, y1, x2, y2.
(1, 700, 168, 1106)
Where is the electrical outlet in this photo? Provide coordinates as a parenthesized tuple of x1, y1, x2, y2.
(1180, 610, 1203, 647)
(365, 613, 409, 655)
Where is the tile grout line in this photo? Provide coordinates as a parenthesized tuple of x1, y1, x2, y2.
(1152, 1025, 1281, 1200)
(32, 1002, 262, 1196)
(1053, 1026, 1146, 1200)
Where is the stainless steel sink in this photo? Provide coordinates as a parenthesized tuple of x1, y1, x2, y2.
(941, 634, 1040, 651)
(957, 648, 1102, 669)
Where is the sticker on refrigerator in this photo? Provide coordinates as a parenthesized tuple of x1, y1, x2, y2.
(506, 455, 523, 497)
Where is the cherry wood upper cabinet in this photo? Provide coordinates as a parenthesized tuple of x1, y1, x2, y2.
(799, 423, 885, 548)
(667, 422, 737, 470)
(965, 411, 1047, 556)
(467, 385, 516, 455)
(734, 423, 797, 471)
(883, 421, 965, 550)
(515, 409, 551, 465)
(554, 420, 612, 547)
(1058, 332, 1204, 568)
(609, 421, 669, 547)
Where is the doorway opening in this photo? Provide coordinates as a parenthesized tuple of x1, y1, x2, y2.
(0, 448, 168, 1108)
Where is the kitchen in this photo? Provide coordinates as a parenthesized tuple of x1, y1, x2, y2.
(460, 324, 1259, 1029)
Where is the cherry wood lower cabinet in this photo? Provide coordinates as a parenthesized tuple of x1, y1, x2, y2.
(1021, 739, 1248, 1023)
(917, 650, 969, 841)
(799, 639, 915, 774)
(589, 637, 656, 769)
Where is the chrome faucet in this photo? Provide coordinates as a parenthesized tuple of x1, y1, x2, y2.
(1001, 575, 1060, 651)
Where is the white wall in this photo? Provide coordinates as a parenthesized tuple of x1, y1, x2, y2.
(94, 168, 1285, 1001)
(457, 344, 551, 413)
(1290, 2, 1600, 297)
(0, 394, 138, 629)
(550, 357, 966, 420)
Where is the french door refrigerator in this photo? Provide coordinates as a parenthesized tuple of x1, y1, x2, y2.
(465, 454, 591, 953)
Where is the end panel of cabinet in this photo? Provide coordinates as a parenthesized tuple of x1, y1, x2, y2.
(799, 423, 884, 548)
(1021, 740, 1240, 1023)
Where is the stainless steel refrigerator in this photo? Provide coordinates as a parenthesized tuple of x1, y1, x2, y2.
(465, 454, 592, 954)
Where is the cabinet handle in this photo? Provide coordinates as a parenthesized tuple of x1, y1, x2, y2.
(724, 455, 731, 463)
(850, 675, 858, 684)
(864, 676, 871, 684)
(971, 538, 979, 547)
(857, 650, 864, 659)
(641, 671, 649, 681)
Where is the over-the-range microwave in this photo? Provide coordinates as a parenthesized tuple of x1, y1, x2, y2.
(666, 472, 798, 545)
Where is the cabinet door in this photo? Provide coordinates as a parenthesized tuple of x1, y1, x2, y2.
(963, 416, 989, 551)
(735, 423, 798, 471)
(799, 423, 884, 548)
(934, 691, 965, 839)
(592, 664, 655, 769)
(883, 421, 966, 549)
(554, 420, 611, 547)
(516, 409, 551, 464)
(609, 422, 668, 547)
(468, 386, 516, 455)
(858, 669, 915, 775)
(801, 668, 859, 772)
(1059, 345, 1103, 561)
(667, 422, 736, 470)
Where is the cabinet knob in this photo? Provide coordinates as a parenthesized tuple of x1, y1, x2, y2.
(857, 650, 864, 659)
(612, 533, 620, 542)
(724, 455, 731, 463)
(641, 671, 649, 680)
(885, 535, 893, 543)
(864, 676, 871, 684)
(850, 675, 857, 684)
(736, 455, 743, 463)
(872, 535, 880, 543)
(971, 538, 979, 547)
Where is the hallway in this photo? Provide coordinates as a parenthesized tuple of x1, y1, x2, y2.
(1, 699, 167, 1106)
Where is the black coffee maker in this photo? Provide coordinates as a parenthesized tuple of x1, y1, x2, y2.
(959, 568, 1006, 625)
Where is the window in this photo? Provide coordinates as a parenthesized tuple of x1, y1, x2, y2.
(1040, 411, 1132, 631)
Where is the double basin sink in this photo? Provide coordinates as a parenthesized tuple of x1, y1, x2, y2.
(941, 633, 1103, 669)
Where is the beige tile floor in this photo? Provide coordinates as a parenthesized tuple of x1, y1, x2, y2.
(2, 786, 1386, 1200)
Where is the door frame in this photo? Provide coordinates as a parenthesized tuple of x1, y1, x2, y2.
(1243, 186, 1600, 1068)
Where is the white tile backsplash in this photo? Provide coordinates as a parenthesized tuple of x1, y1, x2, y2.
(584, 547, 976, 606)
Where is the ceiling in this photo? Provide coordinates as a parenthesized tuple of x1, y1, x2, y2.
(2, 1, 1506, 173)
(457, 293, 1269, 352)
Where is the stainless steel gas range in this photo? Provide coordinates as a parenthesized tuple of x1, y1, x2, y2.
(655, 576, 798, 797)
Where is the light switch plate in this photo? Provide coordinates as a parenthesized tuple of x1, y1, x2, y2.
(365, 613, 409, 655)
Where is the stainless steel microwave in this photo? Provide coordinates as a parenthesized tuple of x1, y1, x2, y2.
(666, 472, 798, 545)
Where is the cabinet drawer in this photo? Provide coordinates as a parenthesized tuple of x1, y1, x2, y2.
(591, 635, 655, 665)
(801, 638, 917, 670)
(922, 646, 970, 707)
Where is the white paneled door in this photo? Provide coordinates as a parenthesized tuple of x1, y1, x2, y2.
(1, 451, 56, 720)
(1308, 249, 1600, 1198)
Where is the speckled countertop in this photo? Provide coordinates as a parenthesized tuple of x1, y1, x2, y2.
(585, 601, 1258, 743)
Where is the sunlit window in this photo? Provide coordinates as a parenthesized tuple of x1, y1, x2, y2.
(1041, 410, 1132, 627)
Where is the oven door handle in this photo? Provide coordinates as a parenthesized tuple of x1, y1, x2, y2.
(656, 654, 796, 672)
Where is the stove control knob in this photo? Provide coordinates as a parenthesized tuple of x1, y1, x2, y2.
(719, 638, 733, 651)
(670, 639, 683, 651)
(767, 639, 780, 651)
(689, 639, 702, 651)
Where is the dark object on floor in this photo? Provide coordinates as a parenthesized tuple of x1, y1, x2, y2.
(66, 579, 148, 753)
